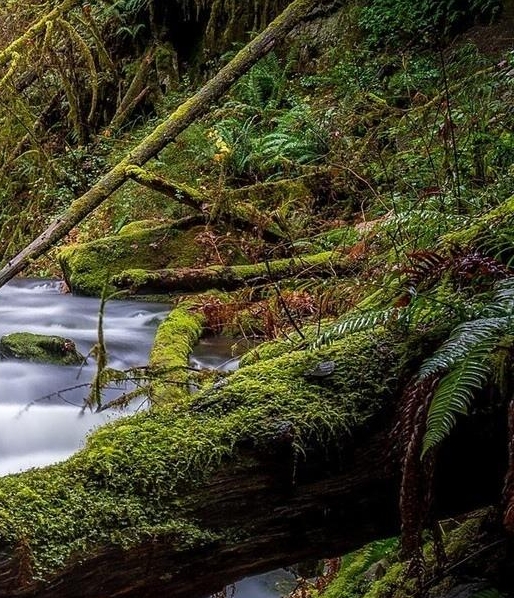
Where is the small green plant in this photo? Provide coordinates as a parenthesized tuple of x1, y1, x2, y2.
(359, 0, 501, 49)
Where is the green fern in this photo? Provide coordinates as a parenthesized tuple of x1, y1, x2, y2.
(422, 348, 491, 454)
(313, 307, 400, 349)
(419, 278, 514, 455)
(417, 316, 509, 380)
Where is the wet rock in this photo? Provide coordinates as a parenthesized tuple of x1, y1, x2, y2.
(0, 332, 84, 365)
(303, 360, 336, 379)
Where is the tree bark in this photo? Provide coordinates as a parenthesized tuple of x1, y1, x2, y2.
(125, 165, 207, 211)
(0, 433, 397, 598)
(0, 414, 504, 598)
(107, 46, 157, 133)
(112, 251, 347, 294)
(0, 0, 333, 288)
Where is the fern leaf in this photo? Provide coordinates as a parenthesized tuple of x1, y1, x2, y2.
(422, 349, 491, 455)
(418, 316, 509, 379)
(313, 307, 399, 348)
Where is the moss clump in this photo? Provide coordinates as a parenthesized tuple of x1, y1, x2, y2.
(117, 219, 163, 236)
(442, 193, 514, 250)
(227, 174, 323, 211)
(320, 538, 399, 598)
(0, 328, 401, 579)
(319, 508, 509, 598)
(58, 223, 205, 296)
(0, 333, 84, 365)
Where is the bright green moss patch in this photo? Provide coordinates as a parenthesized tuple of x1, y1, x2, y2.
(0, 328, 401, 580)
(0, 333, 84, 365)
(318, 509, 506, 598)
(117, 219, 163, 236)
(442, 194, 514, 250)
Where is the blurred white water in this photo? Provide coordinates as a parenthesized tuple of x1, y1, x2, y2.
(0, 278, 168, 476)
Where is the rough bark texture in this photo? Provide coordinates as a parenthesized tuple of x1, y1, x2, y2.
(0, 0, 333, 288)
(112, 251, 348, 294)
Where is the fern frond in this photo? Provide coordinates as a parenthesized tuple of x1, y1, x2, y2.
(313, 307, 399, 348)
(483, 278, 514, 317)
(417, 316, 509, 379)
(422, 347, 491, 455)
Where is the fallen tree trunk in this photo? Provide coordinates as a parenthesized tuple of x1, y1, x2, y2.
(0, 317, 506, 598)
(0, 431, 400, 598)
(112, 251, 347, 294)
(0, 0, 333, 288)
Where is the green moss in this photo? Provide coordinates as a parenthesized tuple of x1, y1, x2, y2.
(117, 220, 163, 236)
(0, 328, 401, 580)
(239, 337, 301, 366)
(228, 177, 317, 211)
(0, 333, 84, 365)
(58, 224, 205, 296)
(149, 302, 205, 404)
(321, 538, 399, 598)
(319, 509, 505, 598)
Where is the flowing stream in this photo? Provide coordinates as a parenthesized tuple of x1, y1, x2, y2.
(0, 279, 295, 598)
(0, 278, 169, 476)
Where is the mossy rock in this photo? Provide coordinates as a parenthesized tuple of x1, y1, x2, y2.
(0, 333, 84, 365)
(58, 223, 205, 296)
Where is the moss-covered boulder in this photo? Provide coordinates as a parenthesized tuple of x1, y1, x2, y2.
(58, 222, 206, 296)
(0, 333, 84, 365)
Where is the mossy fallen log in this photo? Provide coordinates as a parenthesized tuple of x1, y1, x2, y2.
(0, 328, 402, 597)
(442, 193, 514, 250)
(58, 218, 205, 296)
(112, 251, 348, 295)
(0, 321, 506, 597)
(148, 301, 205, 404)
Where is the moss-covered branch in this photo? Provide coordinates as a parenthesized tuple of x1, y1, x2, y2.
(112, 251, 348, 294)
(0, 0, 332, 288)
(125, 166, 286, 239)
(125, 165, 206, 211)
(107, 46, 157, 133)
(148, 302, 205, 404)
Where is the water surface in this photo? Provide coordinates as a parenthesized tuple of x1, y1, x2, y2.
(0, 279, 168, 475)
